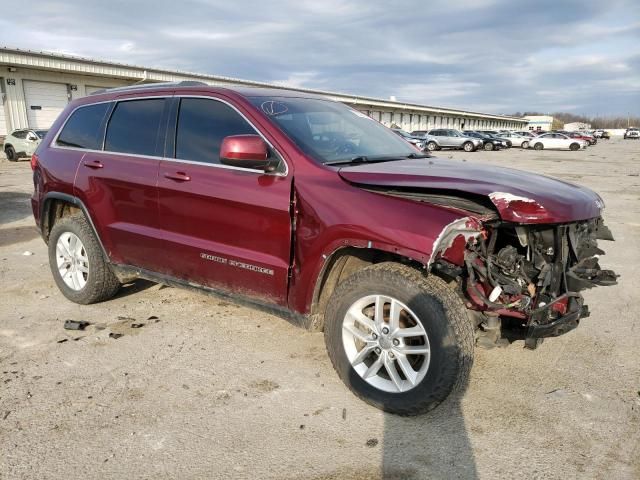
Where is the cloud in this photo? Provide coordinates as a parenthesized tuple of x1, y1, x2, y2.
(0, 0, 638, 115)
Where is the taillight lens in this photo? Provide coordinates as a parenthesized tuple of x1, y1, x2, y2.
(30, 153, 39, 171)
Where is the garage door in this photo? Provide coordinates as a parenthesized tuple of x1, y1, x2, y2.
(24, 80, 69, 129)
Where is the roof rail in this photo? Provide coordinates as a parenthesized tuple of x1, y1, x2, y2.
(89, 80, 208, 95)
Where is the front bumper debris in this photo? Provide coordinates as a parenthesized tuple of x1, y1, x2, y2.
(525, 293, 586, 339)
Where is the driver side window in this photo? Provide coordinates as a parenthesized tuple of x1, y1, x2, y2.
(175, 98, 256, 165)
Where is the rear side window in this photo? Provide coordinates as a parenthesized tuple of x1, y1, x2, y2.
(175, 98, 255, 165)
(13, 130, 27, 139)
(57, 103, 110, 149)
(105, 99, 165, 156)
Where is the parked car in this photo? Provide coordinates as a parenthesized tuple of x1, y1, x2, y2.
(3, 129, 48, 161)
(461, 131, 505, 151)
(624, 128, 639, 139)
(556, 131, 596, 146)
(529, 133, 587, 151)
(478, 131, 512, 148)
(423, 129, 482, 152)
(493, 131, 531, 148)
(391, 128, 427, 151)
(31, 82, 617, 415)
(593, 130, 610, 139)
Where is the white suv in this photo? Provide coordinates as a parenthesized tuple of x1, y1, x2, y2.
(3, 129, 48, 161)
(624, 128, 639, 140)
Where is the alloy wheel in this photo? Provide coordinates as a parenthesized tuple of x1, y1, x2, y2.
(342, 295, 431, 393)
(56, 232, 89, 291)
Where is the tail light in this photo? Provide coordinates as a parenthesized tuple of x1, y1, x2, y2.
(30, 153, 39, 171)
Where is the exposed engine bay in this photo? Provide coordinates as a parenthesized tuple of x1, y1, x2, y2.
(357, 176, 619, 349)
(431, 216, 618, 348)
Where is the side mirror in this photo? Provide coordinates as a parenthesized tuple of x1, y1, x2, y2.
(28, 134, 38, 141)
(220, 135, 277, 173)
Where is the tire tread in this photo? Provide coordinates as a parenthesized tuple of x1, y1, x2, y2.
(48, 214, 120, 304)
(324, 262, 474, 416)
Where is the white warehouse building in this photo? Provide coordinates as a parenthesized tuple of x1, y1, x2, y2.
(0, 46, 527, 138)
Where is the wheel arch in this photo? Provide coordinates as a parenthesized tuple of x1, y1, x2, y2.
(308, 246, 426, 331)
(40, 192, 108, 259)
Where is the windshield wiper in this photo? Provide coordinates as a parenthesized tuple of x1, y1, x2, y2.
(325, 153, 428, 166)
(324, 156, 371, 166)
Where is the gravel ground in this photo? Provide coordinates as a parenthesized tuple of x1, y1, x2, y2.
(1, 139, 639, 479)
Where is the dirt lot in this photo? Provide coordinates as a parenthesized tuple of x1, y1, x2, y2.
(1, 139, 639, 479)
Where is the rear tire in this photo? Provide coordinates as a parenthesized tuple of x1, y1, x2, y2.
(426, 141, 438, 151)
(323, 263, 474, 416)
(462, 141, 475, 152)
(569, 143, 580, 151)
(533, 142, 544, 150)
(48, 214, 121, 304)
(4, 146, 16, 161)
(484, 142, 494, 151)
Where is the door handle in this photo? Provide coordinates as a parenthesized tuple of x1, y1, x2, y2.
(164, 171, 191, 182)
(83, 160, 103, 169)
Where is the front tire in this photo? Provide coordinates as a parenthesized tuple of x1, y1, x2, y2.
(323, 263, 474, 416)
(533, 142, 544, 150)
(48, 214, 121, 304)
(462, 141, 475, 152)
(484, 142, 494, 151)
(426, 141, 438, 151)
(569, 143, 580, 151)
(521, 141, 529, 149)
(5, 146, 16, 161)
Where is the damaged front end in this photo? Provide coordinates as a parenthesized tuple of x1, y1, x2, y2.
(432, 216, 618, 349)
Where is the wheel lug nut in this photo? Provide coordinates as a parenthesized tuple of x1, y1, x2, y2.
(374, 347, 381, 354)
(389, 352, 395, 359)
(372, 333, 378, 339)
(393, 339, 400, 346)
(382, 327, 389, 335)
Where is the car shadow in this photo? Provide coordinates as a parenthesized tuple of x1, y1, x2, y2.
(381, 387, 476, 479)
(112, 279, 157, 299)
(380, 318, 477, 478)
(0, 192, 34, 224)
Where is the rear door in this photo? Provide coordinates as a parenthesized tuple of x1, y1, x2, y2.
(544, 134, 561, 148)
(430, 129, 447, 146)
(71, 96, 168, 271)
(156, 96, 293, 305)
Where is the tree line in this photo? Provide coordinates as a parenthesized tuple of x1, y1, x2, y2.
(512, 112, 640, 129)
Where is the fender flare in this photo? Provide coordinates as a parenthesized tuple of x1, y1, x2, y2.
(40, 192, 109, 259)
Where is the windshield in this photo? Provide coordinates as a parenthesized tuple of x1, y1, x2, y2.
(248, 96, 417, 164)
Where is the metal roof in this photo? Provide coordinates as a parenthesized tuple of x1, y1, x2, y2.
(0, 45, 526, 123)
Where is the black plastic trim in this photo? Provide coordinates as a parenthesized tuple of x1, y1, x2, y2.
(111, 264, 311, 330)
(40, 192, 109, 259)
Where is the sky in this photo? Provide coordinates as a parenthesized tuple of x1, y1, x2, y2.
(0, 0, 638, 116)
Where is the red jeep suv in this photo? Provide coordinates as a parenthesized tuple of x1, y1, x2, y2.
(31, 82, 617, 415)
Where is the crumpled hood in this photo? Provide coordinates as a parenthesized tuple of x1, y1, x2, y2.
(338, 158, 604, 224)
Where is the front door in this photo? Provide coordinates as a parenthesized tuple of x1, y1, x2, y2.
(157, 96, 292, 305)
